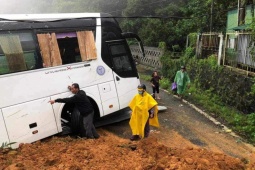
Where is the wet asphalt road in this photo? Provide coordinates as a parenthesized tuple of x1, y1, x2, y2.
(101, 78, 215, 144)
(101, 65, 254, 159)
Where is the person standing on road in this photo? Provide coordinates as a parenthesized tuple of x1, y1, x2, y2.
(150, 71, 162, 100)
(129, 84, 159, 141)
(174, 66, 190, 99)
(49, 83, 99, 139)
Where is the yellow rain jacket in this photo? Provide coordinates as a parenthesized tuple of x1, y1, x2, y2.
(129, 91, 159, 138)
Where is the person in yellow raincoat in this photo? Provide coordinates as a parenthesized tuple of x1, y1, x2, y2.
(129, 84, 159, 141)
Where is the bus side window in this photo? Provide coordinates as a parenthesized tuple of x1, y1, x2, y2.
(76, 31, 97, 61)
(57, 38, 77, 64)
(110, 43, 132, 72)
(0, 32, 39, 75)
(56, 31, 97, 65)
(0, 48, 9, 75)
(23, 33, 42, 70)
(75, 46, 81, 62)
(37, 33, 62, 67)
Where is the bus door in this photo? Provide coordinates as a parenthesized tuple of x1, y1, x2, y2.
(107, 40, 139, 109)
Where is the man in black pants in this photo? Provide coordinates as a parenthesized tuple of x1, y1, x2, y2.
(49, 83, 99, 139)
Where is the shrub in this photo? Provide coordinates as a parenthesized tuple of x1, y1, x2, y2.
(160, 49, 255, 143)
(0, 142, 16, 149)
(139, 74, 151, 81)
(184, 47, 195, 58)
(160, 78, 170, 90)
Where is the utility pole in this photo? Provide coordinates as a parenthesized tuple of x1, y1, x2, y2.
(238, 0, 247, 26)
(252, 0, 255, 19)
(209, 0, 214, 34)
(209, 0, 214, 48)
(237, 0, 240, 25)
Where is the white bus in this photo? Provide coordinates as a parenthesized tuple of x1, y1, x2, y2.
(0, 13, 144, 148)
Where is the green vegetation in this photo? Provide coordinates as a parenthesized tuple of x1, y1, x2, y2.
(186, 82, 255, 143)
(251, 80, 255, 95)
(0, 142, 16, 149)
(1, 0, 255, 142)
(159, 78, 170, 90)
(139, 48, 255, 143)
(139, 74, 151, 81)
(1, 0, 239, 50)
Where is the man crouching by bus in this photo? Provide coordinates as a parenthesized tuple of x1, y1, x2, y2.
(49, 83, 100, 139)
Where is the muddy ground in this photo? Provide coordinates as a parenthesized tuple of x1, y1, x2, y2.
(0, 131, 255, 170)
(1, 65, 255, 170)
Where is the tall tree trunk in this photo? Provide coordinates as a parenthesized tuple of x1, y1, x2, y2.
(252, 0, 255, 20)
(239, 0, 248, 25)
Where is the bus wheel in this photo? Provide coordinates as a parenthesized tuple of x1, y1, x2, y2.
(70, 107, 80, 135)
(60, 104, 80, 135)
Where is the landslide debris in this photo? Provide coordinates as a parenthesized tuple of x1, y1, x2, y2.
(0, 130, 254, 170)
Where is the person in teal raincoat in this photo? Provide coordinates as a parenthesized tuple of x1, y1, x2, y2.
(174, 66, 190, 98)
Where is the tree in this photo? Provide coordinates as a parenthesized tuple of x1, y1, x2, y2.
(0, 0, 238, 50)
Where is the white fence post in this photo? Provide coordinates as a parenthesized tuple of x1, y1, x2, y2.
(218, 33, 224, 65)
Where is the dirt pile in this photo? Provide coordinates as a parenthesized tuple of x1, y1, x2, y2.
(0, 130, 254, 170)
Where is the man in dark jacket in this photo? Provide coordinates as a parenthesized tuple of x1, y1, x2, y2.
(49, 83, 99, 139)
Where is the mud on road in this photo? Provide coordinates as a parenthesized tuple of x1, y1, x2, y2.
(0, 130, 254, 170)
(101, 78, 255, 169)
(106, 65, 255, 160)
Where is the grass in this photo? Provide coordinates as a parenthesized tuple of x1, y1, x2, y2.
(139, 72, 255, 143)
(0, 142, 16, 149)
(139, 74, 151, 81)
(185, 85, 255, 143)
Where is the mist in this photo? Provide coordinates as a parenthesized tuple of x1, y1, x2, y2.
(0, 0, 129, 15)
(0, 0, 176, 18)
(0, 0, 100, 14)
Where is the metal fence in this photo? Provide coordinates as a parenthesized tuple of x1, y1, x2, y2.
(130, 32, 255, 75)
(223, 33, 255, 74)
(130, 45, 163, 69)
